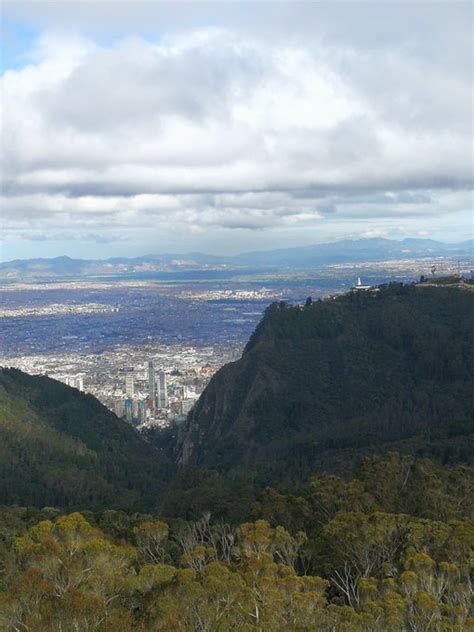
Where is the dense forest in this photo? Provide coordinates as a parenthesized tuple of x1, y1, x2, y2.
(176, 284, 474, 484)
(0, 283, 473, 629)
(0, 368, 173, 510)
(1, 284, 472, 514)
(0, 453, 472, 630)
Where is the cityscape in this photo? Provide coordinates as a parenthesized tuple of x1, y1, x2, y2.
(1, 255, 470, 431)
(0, 280, 302, 429)
(1, 1, 472, 628)
(3, 341, 240, 430)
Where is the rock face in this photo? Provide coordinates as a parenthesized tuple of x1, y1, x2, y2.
(175, 284, 474, 485)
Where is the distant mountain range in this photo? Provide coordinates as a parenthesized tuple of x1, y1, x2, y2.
(1, 238, 472, 282)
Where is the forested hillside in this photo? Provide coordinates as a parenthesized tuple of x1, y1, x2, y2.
(0, 453, 472, 630)
(2, 284, 473, 513)
(0, 285, 473, 629)
(0, 369, 173, 510)
(176, 284, 474, 484)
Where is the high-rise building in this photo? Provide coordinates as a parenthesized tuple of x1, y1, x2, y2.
(59, 375, 84, 391)
(138, 400, 147, 423)
(148, 360, 156, 404)
(125, 398, 133, 422)
(132, 399, 139, 421)
(158, 370, 168, 409)
(125, 373, 135, 398)
(114, 400, 125, 418)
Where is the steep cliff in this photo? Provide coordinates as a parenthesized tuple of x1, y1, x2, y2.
(176, 284, 474, 485)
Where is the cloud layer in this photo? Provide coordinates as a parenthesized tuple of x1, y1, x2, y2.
(1, 3, 472, 255)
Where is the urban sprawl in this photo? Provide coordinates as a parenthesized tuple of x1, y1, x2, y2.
(1, 343, 240, 430)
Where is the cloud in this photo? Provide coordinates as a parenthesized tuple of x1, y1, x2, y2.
(1, 7, 472, 251)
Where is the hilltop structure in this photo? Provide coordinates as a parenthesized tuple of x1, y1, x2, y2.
(351, 277, 374, 291)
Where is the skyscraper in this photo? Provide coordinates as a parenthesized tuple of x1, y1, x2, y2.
(138, 400, 147, 423)
(125, 398, 133, 422)
(114, 400, 125, 418)
(125, 373, 135, 398)
(148, 360, 156, 405)
(158, 370, 168, 409)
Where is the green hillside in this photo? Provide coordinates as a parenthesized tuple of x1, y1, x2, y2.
(176, 283, 474, 485)
(0, 286, 473, 630)
(0, 368, 173, 510)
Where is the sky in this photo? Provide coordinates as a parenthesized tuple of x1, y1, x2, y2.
(1, 1, 473, 261)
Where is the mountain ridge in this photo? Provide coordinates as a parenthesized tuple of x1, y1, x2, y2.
(175, 283, 474, 485)
(0, 282, 473, 515)
(1, 237, 472, 281)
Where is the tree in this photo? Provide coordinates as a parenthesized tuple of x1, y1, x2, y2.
(134, 520, 169, 564)
(3, 513, 136, 631)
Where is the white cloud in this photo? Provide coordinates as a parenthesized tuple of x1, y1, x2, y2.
(1, 13, 472, 250)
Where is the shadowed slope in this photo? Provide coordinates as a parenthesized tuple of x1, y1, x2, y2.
(0, 368, 174, 510)
(176, 284, 474, 485)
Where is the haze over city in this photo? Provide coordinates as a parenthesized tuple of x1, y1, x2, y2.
(1, 1, 472, 262)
